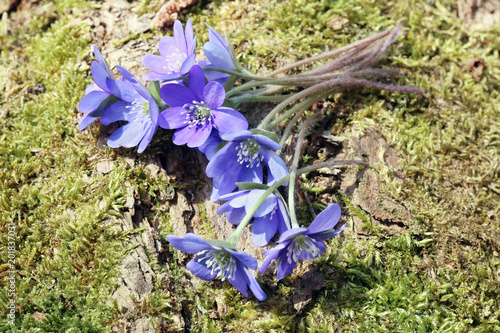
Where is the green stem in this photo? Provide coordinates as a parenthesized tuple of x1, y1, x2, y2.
(288, 112, 321, 228)
(257, 80, 335, 130)
(202, 67, 263, 81)
(267, 95, 319, 131)
(230, 93, 290, 105)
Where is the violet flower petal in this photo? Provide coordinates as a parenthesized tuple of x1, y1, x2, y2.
(186, 258, 218, 281)
(167, 233, 212, 254)
(306, 203, 342, 234)
(252, 216, 278, 247)
(91, 61, 110, 91)
(188, 65, 207, 101)
(142, 55, 172, 75)
(107, 121, 147, 148)
(158, 106, 187, 129)
(203, 81, 225, 109)
(101, 101, 134, 125)
(160, 83, 195, 107)
(78, 90, 109, 113)
(212, 107, 249, 133)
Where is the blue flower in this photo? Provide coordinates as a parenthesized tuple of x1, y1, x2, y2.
(258, 204, 345, 280)
(142, 19, 196, 82)
(196, 129, 223, 160)
(167, 233, 267, 301)
(78, 46, 119, 130)
(101, 66, 159, 153)
(158, 65, 248, 148)
(217, 189, 290, 246)
(202, 24, 235, 84)
(206, 130, 288, 200)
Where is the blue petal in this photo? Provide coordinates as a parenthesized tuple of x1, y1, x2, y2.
(253, 134, 281, 150)
(167, 233, 213, 254)
(310, 223, 346, 241)
(296, 240, 325, 261)
(225, 248, 258, 271)
(185, 18, 195, 54)
(158, 106, 187, 129)
(142, 55, 172, 74)
(133, 81, 150, 101)
(93, 46, 113, 78)
(206, 24, 231, 54)
(180, 54, 196, 76)
(216, 201, 233, 214)
(277, 199, 291, 233)
(101, 101, 134, 126)
(107, 121, 147, 148)
(172, 126, 194, 146)
(106, 78, 138, 103)
(205, 143, 235, 177)
(137, 124, 155, 153)
(258, 245, 284, 274)
(116, 65, 137, 83)
(226, 207, 246, 225)
(218, 190, 248, 203)
(142, 71, 170, 82)
(226, 264, 249, 297)
(158, 36, 176, 57)
(173, 19, 187, 55)
(212, 171, 241, 199)
(237, 165, 263, 184)
(79, 90, 109, 113)
(85, 83, 97, 95)
(228, 195, 247, 209)
(242, 266, 267, 301)
(204, 41, 234, 71)
(148, 96, 159, 126)
(203, 81, 225, 109)
(263, 150, 289, 185)
(91, 61, 110, 91)
(277, 253, 296, 280)
(246, 189, 276, 217)
(78, 112, 99, 131)
(212, 107, 248, 134)
(220, 129, 252, 142)
(188, 65, 207, 101)
(160, 83, 195, 107)
(186, 258, 217, 281)
(306, 203, 342, 234)
(252, 216, 277, 247)
(278, 227, 307, 243)
(186, 124, 212, 148)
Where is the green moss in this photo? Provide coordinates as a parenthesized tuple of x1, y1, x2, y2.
(1, 0, 499, 331)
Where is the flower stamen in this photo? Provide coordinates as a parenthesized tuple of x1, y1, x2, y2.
(162, 50, 187, 73)
(127, 99, 150, 123)
(197, 249, 237, 280)
(182, 101, 212, 127)
(286, 235, 320, 264)
(236, 138, 262, 168)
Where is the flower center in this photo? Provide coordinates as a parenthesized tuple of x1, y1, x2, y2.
(127, 99, 150, 123)
(198, 249, 237, 280)
(286, 235, 320, 264)
(236, 138, 262, 168)
(182, 101, 212, 127)
(162, 50, 187, 73)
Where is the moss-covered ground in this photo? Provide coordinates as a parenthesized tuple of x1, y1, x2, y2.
(1, 0, 499, 331)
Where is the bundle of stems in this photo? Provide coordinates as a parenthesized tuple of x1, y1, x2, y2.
(207, 23, 422, 142)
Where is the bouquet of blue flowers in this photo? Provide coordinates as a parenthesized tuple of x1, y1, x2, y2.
(78, 19, 422, 301)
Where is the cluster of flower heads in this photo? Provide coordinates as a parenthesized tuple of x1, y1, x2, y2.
(79, 19, 422, 301)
